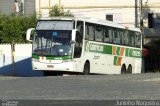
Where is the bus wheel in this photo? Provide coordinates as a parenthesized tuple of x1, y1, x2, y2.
(83, 62, 90, 75)
(127, 65, 132, 74)
(121, 64, 126, 74)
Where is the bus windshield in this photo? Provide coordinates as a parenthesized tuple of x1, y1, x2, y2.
(33, 30, 72, 56)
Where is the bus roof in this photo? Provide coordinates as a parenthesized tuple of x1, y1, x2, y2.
(38, 17, 141, 32)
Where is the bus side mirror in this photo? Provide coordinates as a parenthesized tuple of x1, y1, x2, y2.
(26, 28, 35, 42)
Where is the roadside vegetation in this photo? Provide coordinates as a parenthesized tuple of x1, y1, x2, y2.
(49, 4, 73, 17)
(0, 14, 36, 43)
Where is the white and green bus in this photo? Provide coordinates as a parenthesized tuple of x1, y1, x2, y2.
(26, 17, 142, 75)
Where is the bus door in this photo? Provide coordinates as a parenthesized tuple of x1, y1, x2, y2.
(73, 31, 83, 71)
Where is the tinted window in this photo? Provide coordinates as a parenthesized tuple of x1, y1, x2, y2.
(85, 23, 94, 40)
(95, 25, 103, 42)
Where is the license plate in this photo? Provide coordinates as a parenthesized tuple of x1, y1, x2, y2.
(47, 65, 54, 68)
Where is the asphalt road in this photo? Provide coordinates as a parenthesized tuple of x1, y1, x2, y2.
(0, 73, 160, 106)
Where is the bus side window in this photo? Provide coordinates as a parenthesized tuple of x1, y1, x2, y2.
(77, 21, 83, 38)
(74, 31, 82, 58)
(124, 31, 129, 46)
(119, 30, 123, 45)
(85, 24, 89, 40)
(128, 31, 131, 46)
(128, 31, 135, 47)
(95, 25, 103, 42)
(113, 29, 117, 44)
(109, 28, 113, 43)
(132, 32, 136, 47)
(85, 23, 94, 40)
(104, 27, 109, 43)
(88, 24, 94, 40)
(135, 32, 141, 48)
(121, 31, 125, 45)
(137, 35, 141, 48)
(113, 29, 121, 44)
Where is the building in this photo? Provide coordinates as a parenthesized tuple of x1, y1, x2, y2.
(0, 0, 35, 15)
(36, 0, 136, 27)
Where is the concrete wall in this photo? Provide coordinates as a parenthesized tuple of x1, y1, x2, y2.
(0, 44, 43, 77)
(0, 0, 14, 15)
(0, 0, 35, 15)
(24, 0, 36, 15)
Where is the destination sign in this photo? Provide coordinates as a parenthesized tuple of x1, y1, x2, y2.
(36, 21, 74, 30)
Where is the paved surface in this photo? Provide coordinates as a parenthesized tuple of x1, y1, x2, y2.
(0, 73, 160, 105)
(0, 73, 160, 100)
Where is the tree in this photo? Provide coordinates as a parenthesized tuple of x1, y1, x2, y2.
(0, 14, 36, 43)
(49, 5, 73, 17)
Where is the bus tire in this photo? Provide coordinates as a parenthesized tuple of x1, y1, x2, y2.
(83, 62, 90, 75)
(121, 64, 126, 74)
(127, 65, 132, 74)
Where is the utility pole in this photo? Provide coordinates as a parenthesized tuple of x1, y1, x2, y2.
(140, 0, 143, 28)
(139, 0, 145, 73)
(58, 0, 61, 7)
(135, 0, 138, 27)
(11, 41, 16, 76)
(21, 0, 25, 16)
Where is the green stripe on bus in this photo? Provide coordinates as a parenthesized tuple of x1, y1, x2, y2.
(32, 54, 39, 59)
(116, 47, 120, 55)
(86, 42, 141, 58)
(104, 45, 112, 54)
(125, 48, 129, 57)
(46, 55, 72, 60)
(114, 56, 118, 65)
(89, 43, 112, 54)
(32, 54, 72, 60)
(129, 49, 141, 58)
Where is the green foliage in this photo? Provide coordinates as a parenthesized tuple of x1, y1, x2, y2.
(0, 14, 37, 43)
(49, 5, 73, 17)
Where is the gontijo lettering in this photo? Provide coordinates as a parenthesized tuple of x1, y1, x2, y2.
(90, 45, 103, 52)
(132, 50, 141, 57)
